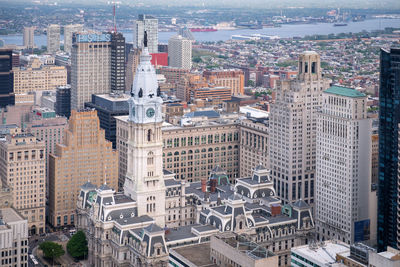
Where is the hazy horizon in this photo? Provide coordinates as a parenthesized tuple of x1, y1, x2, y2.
(1, 0, 400, 9)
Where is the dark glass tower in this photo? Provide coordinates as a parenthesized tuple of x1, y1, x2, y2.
(110, 32, 125, 92)
(377, 47, 400, 251)
(0, 49, 15, 107)
(56, 85, 71, 118)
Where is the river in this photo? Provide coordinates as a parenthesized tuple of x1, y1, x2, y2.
(1, 18, 399, 47)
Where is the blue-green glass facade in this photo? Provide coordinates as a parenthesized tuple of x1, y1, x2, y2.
(377, 47, 400, 251)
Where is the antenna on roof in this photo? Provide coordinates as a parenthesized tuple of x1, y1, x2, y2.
(113, 2, 117, 32)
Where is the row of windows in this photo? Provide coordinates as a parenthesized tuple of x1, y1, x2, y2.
(164, 132, 239, 148)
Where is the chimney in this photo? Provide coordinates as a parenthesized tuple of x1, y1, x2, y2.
(201, 178, 207, 193)
(210, 179, 217, 193)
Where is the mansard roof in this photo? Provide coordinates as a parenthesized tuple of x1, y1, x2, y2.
(145, 224, 163, 233)
(292, 199, 309, 209)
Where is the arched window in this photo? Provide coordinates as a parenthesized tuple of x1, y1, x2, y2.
(147, 130, 152, 142)
(147, 152, 154, 165)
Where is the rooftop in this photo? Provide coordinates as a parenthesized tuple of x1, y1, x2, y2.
(0, 208, 25, 224)
(324, 86, 366, 98)
(292, 241, 350, 265)
(171, 242, 217, 267)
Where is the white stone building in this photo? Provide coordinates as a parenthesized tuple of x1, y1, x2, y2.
(316, 86, 376, 244)
(47, 24, 60, 54)
(71, 32, 111, 110)
(64, 24, 84, 54)
(133, 15, 158, 54)
(168, 35, 192, 70)
(76, 37, 315, 267)
(269, 51, 331, 207)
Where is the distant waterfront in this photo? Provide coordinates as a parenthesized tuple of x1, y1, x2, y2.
(1, 18, 399, 47)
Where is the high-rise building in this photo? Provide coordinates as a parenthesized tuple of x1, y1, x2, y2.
(48, 109, 118, 227)
(133, 14, 158, 53)
(0, 129, 46, 235)
(203, 70, 245, 96)
(0, 49, 15, 107)
(84, 93, 129, 149)
(0, 207, 28, 266)
(377, 47, 400, 251)
(316, 86, 376, 244)
(77, 36, 315, 267)
(269, 51, 331, 207)
(125, 48, 141, 92)
(71, 32, 111, 110)
(110, 32, 126, 92)
(23, 26, 35, 49)
(13, 58, 67, 105)
(63, 24, 83, 54)
(26, 108, 68, 197)
(56, 85, 71, 118)
(46, 24, 60, 54)
(239, 115, 269, 178)
(168, 35, 192, 70)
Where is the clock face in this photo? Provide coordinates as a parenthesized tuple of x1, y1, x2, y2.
(131, 106, 135, 116)
(146, 108, 155, 118)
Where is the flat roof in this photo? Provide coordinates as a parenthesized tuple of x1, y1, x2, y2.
(95, 93, 130, 102)
(171, 243, 217, 267)
(1, 208, 24, 223)
(240, 106, 269, 118)
(324, 86, 366, 98)
(292, 241, 350, 265)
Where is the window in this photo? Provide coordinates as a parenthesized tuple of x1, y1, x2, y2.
(147, 130, 152, 142)
(147, 152, 154, 165)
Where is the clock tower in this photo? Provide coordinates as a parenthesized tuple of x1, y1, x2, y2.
(124, 32, 166, 227)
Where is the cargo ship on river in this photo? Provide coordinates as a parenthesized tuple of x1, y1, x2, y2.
(190, 28, 218, 32)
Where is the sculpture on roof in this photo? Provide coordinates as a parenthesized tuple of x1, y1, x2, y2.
(144, 31, 148, 48)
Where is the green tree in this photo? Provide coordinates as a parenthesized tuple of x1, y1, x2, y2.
(192, 56, 202, 63)
(67, 230, 88, 259)
(39, 241, 65, 260)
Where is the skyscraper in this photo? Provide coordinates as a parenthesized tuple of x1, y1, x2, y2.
(64, 24, 83, 54)
(168, 35, 192, 70)
(316, 86, 376, 244)
(269, 51, 331, 207)
(56, 85, 71, 118)
(0, 128, 46, 235)
(48, 109, 118, 227)
(110, 32, 126, 91)
(0, 49, 15, 107)
(71, 32, 111, 110)
(133, 14, 158, 53)
(377, 47, 400, 251)
(47, 24, 60, 54)
(23, 26, 35, 49)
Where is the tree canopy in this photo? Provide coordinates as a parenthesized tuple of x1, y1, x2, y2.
(67, 230, 88, 259)
(39, 241, 65, 260)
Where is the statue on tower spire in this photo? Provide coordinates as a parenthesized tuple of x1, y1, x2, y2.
(144, 30, 148, 48)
